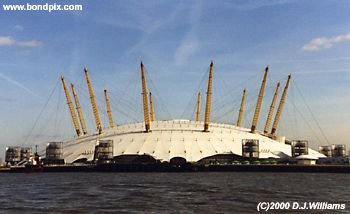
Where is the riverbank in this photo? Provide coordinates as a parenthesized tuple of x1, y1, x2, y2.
(2, 163, 350, 173)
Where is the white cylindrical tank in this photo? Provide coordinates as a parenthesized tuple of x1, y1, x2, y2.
(46, 142, 64, 160)
(96, 140, 114, 162)
(5, 147, 21, 164)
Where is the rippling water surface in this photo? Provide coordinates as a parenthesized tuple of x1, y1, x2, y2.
(0, 172, 350, 213)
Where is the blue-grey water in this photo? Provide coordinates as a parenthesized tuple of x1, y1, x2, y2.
(0, 172, 350, 213)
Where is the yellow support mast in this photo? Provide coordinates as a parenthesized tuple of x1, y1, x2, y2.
(264, 82, 280, 134)
(84, 67, 103, 134)
(204, 61, 214, 132)
(149, 92, 155, 122)
(237, 88, 246, 127)
(195, 92, 201, 122)
(251, 66, 269, 133)
(271, 75, 291, 136)
(60, 76, 81, 137)
(104, 89, 115, 129)
(141, 61, 151, 132)
(71, 83, 88, 135)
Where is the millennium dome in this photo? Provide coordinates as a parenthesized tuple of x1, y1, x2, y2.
(51, 61, 325, 164)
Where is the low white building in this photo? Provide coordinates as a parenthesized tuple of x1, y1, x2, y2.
(295, 154, 319, 165)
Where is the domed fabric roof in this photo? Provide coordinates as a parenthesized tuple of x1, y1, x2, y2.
(62, 120, 324, 163)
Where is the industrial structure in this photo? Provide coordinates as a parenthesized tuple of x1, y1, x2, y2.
(6, 61, 339, 167)
(47, 61, 328, 164)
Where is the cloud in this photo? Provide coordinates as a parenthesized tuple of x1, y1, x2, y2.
(0, 36, 42, 48)
(294, 69, 350, 75)
(0, 72, 36, 95)
(12, 25, 24, 31)
(303, 33, 350, 51)
(17, 40, 42, 48)
(98, 1, 181, 35)
(174, 35, 200, 65)
(0, 36, 15, 46)
(174, 1, 202, 65)
(214, 0, 296, 11)
(122, 3, 183, 57)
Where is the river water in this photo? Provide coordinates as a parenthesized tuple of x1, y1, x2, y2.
(0, 172, 349, 213)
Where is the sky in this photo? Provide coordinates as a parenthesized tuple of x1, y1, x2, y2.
(0, 0, 350, 156)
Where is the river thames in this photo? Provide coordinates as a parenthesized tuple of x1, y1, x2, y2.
(0, 172, 349, 213)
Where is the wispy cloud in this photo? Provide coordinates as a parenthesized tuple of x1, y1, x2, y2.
(0, 72, 36, 95)
(174, 1, 202, 65)
(257, 56, 350, 64)
(294, 68, 350, 75)
(303, 33, 350, 51)
(93, 1, 183, 58)
(0, 36, 15, 46)
(0, 36, 42, 48)
(12, 25, 24, 31)
(97, 1, 179, 34)
(123, 3, 183, 57)
(17, 40, 42, 48)
(215, 0, 296, 11)
(174, 34, 200, 66)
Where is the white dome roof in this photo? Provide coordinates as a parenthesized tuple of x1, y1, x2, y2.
(61, 120, 322, 163)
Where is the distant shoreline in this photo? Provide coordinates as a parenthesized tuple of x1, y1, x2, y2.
(3, 163, 350, 173)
